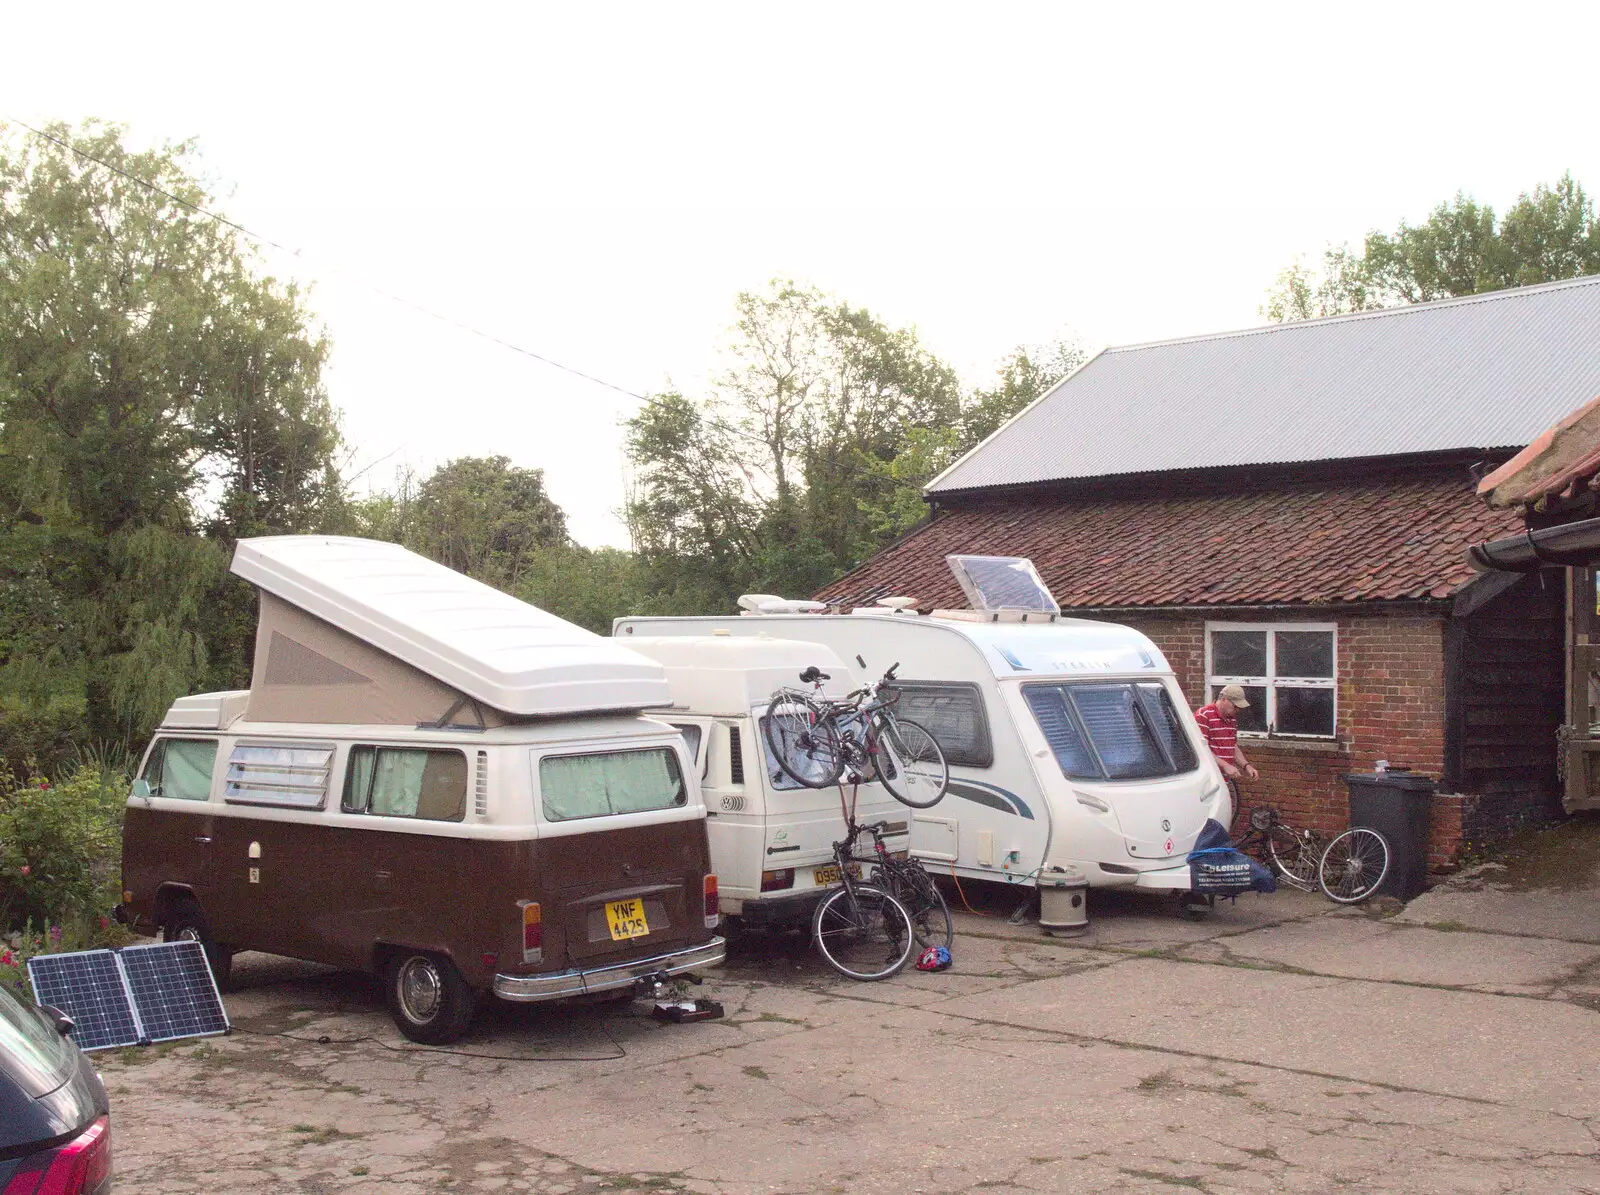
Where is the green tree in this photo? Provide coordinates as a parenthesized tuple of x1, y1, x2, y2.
(1264, 174, 1600, 321)
(625, 282, 965, 609)
(0, 120, 344, 748)
(405, 456, 569, 588)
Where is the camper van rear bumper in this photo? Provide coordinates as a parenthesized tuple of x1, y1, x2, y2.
(492, 937, 727, 1002)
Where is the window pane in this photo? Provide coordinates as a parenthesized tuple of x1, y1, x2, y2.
(1275, 687, 1334, 736)
(1070, 685, 1172, 780)
(1213, 685, 1268, 733)
(342, 746, 376, 812)
(1276, 631, 1334, 679)
(1136, 684, 1198, 772)
(540, 748, 686, 821)
(1024, 687, 1100, 780)
(225, 744, 333, 808)
(147, 739, 216, 801)
(1211, 630, 1266, 678)
(667, 723, 703, 764)
(893, 683, 993, 767)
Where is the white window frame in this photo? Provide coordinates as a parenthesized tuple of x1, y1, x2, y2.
(1204, 622, 1338, 740)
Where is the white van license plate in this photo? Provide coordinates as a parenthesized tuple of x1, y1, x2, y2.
(605, 899, 650, 941)
(812, 862, 861, 887)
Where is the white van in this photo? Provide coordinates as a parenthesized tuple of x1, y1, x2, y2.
(625, 635, 907, 926)
(616, 570, 1231, 897)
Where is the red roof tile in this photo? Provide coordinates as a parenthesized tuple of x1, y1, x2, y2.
(1478, 393, 1600, 512)
(817, 472, 1526, 611)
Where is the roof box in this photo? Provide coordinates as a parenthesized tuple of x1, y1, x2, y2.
(231, 537, 671, 717)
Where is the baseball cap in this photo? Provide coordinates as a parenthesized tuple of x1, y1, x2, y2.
(1219, 684, 1251, 707)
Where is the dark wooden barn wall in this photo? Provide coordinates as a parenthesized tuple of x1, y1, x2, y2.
(1443, 569, 1565, 833)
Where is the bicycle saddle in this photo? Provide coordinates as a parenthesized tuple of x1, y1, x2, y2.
(798, 666, 830, 683)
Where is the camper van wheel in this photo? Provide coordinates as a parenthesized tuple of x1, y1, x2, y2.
(385, 952, 476, 1044)
(162, 898, 234, 990)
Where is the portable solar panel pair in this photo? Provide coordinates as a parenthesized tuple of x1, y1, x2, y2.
(26, 940, 230, 1052)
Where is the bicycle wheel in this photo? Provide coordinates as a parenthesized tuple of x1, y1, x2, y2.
(811, 883, 915, 981)
(1266, 824, 1322, 892)
(763, 691, 843, 788)
(871, 715, 948, 808)
(1318, 827, 1391, 904)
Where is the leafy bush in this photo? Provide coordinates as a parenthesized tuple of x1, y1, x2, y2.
(0, 916, 134, 1000)
(0, 705, 84, 778)
(0, 767, 127, 933)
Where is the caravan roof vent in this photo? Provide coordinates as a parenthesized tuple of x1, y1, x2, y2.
(874, 597, 918, 612)
(945, 555, 1060, 614)
(736, 593, 785, 613)
(230, 537, 671, 717)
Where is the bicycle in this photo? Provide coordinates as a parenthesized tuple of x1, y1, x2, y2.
(1233, 806, 1327, 893)
(851, 818, 953, 950)
(811, 825, 917, 981)
(764, 663, 950, 809)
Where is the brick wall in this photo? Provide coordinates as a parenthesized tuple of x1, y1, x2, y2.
(1094, 608, 1469, 871)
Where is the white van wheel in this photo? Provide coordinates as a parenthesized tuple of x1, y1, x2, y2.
(385, 953, 476, 1044)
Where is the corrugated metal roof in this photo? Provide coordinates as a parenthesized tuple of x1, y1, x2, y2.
(930, 275, 1600, 495)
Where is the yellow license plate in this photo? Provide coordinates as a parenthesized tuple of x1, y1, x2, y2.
(812, 862, 861, 887)
(605, 898, 650, 941)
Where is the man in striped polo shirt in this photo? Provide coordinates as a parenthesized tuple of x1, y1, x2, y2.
(1194, 684, 1259, 783)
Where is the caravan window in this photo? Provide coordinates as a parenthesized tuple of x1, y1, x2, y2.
(539, 748, 687, 821)
(343, 747, 467, 821)
(142, 738, 217, 801)
(1024, 682, 1198, 781)
(892, 682, 993, 767)
(224, 743, 334, 809)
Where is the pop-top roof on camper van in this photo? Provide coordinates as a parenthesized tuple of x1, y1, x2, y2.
(231, 537, 671, 716)
(625, 636, 855, 716)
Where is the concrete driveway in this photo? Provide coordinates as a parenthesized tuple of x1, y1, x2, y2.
(99, 856, 1600, 1194)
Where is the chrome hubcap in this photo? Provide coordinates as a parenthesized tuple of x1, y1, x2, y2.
(398, 958, 443, 1022)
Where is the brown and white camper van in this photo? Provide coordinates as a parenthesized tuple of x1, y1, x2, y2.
(119, 537, 724, 1044)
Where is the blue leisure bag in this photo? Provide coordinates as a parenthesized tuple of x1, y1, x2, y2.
(1188, 818, 1276, 896)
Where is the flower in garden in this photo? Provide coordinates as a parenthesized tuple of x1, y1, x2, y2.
(0, 951, 13, 968)
(18, 866, 28, 877)
(49, 925, 62, 943)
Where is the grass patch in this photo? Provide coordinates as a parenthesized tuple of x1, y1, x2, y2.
(1118, 1168, 1207, 1189)
(741, 1065, 769, 1080)
(1465, 814, 1600, 892)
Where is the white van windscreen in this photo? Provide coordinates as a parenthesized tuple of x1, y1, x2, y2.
(539, 748, 687, 821)
(1024, 683, 1198, 781)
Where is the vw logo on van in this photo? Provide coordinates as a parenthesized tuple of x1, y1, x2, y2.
(1161, 819, 1171, 832)
(722, 795, 746, 812)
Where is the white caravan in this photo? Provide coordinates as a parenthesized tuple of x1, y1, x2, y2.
(625, 635, 907, 926)
(616, 563, 1231, 896)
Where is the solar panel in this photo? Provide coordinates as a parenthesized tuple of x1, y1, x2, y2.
(27, 941, 229, 1052)
(26, 950, 141, 1052)
(119, 941, 229, 1044)
(946, 555, 1060, 613)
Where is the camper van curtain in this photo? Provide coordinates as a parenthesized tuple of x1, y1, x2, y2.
(540, 748, 687, 821)
(343, 747, 468, 821)
(1024, 682, 1198, 781)
(150, 738, 217, 801)
(370, 750, 429, 817)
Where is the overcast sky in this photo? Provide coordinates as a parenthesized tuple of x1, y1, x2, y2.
(6, 2, 1599, 545)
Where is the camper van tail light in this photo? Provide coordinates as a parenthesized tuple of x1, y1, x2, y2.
(518, 901, 543, 964)
(760, 868, 795, 892)
(703, 874, 720, 927)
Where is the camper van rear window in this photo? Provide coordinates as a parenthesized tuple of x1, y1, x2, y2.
(224, 743, 335, 809)
(343, 747, 468, 821)
(538, 748, 687, 822)
(1024, 682, 1198, 781)
(891, 682, 993, 767)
